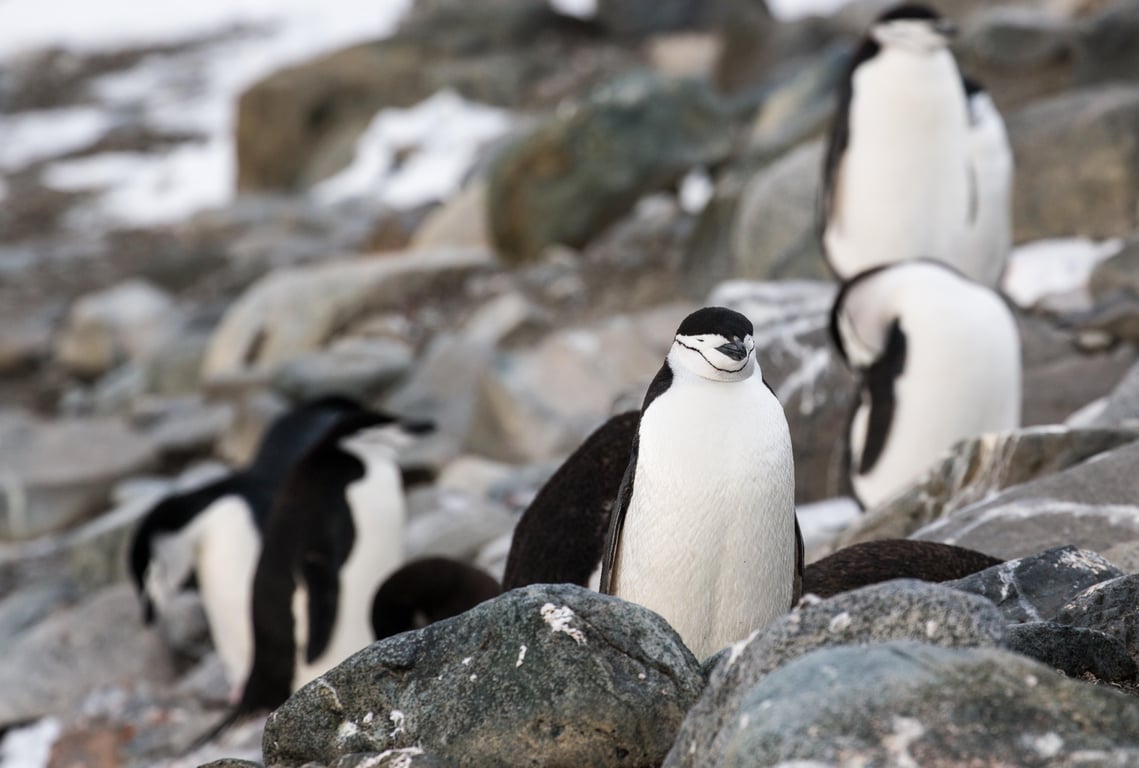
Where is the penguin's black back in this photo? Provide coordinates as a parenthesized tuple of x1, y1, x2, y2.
(502, 411, 639, 590)
(803, 539, 1002, 599)
(371, 557, 501, 640)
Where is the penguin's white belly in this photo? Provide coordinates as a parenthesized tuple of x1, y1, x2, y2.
(614, 378, 795, 660)
(853, 316, 1021, 508)
(193, 496, 261, 688)
(961, 118, 1013, 287)
(826, 50, 970, 278)
(292, 455, 405, 689)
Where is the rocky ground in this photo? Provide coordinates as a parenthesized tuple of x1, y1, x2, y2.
(3, 0, 1139, 766)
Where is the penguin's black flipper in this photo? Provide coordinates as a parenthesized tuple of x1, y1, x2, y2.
(300, 470, 357, 664)
(859, 320, 907, 475)
(302, 551, 342, 664)
(792, 515, 805, 607)
(599, 435, 638, 596)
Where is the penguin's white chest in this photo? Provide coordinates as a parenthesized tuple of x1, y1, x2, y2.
(614, 376, 796, 659)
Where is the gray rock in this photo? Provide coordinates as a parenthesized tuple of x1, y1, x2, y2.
(1074, 358, 1139, 430)
(1009, 85, 1139, 243)
(1007, 621, 1138, 683)
(488, 73, 732, 265)
(1074, 1, 1139, 88)
(945, 546, 1124, 623)
(911, 439, 1139, 560)
(273, 337, 413, 401)
(132, 396, 234, 459)
(0, 319, 49, 375)
(404, 487, 518, 562)
(1056, 574, 1139, 664)
(592, 0, 749, 38)
(198, 761, 262, 768)
(202, 248, 493, 379)
(665, 580, 1006, 768)
(409, 181, 490, 251)
(330, 750, 454, 768)
(833, 426, 1139, 550)
(716, 641, 1139, 767)
(263, 584, 704, 768)
(0, 580, 75, 652)
(141, 332, 209, 396)
(0, 411, 158, 540)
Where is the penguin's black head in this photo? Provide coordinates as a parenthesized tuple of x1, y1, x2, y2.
(670, 307, 757, 382)
(871, 3, 956, 51)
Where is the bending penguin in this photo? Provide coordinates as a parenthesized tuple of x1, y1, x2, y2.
(831, 260, 1021, 509)
(371, 557, 501, 640)
(803, 539, 1002, 599)
(599, 307, 802, 660)
(502, 410, 639, 591)
(231, 407, 428, 716)
(820, 3, 971, 280)
(128, 396, 374, 692)
(960, 75, 1013, 288)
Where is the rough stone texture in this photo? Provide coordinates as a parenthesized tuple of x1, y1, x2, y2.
(1009, 85, 1139, 243)
(198, 761, 263, 768)
(665, 580, 1006, 768)
(1055, 574, 1139, 664)
(330, 750, 455, 768)
(911, 440, 1139, 560)
(404, 487, 518, 563)
(409, 182, 491, 252)
(202, 248, 493, 379)
(488, 74, 732, 265)
(832, 427, 1139, 551)
(263, 584, 704, 768)
(0, 411, 158, 540)
(946, 546, 1124, 623)
(272, 337, 413, 401)
(592, 0, 747, 38)
(1074, 1, 1139, 88)
(1007, 621, 1138, 683)
(710, 280, 859, 502)
(717, 642, 1139, 767)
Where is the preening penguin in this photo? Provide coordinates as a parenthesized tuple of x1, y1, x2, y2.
(831, 260, 1021, 509)
(127, 396, 371, 691)
(960, 75, 1013, 288)
(599, 307, 802, 660)
(820, 3, 972, 280)
(235, 408, 425, 714)
(803, 539, 1002, 599)
(372, 557, 501, 640)
(502, 410, 639, 591)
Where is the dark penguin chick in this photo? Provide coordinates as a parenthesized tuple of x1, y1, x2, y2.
(803, 539, 1002, 599)
(371, 557, 501, 640)
(502, 410, 639, 591)
(819, 2, 971, 281)
(230, 408, 424, 719)
(600, 306, 803, 660)
(127, 395, 372, 690)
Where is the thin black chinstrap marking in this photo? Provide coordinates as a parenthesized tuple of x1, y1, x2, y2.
(674, 337, 748, 375)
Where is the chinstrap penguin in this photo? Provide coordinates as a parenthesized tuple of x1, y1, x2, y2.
(502, 410, 639, 591)
(820, 3, 972, 280)
(803, 539, 1002, 598)
(127, 395, 376, 692)
(830, 260, 1022, 509)
(232, 408, 428, 717)
(372, 557, 501, 640)
(959, 75, 1013, 288)
(599, 307, 802, 660)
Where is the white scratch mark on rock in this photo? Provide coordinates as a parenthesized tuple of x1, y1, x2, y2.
(638, 672, 646, 680)
(727, 628, 761, 667)
(1025, 674, 1039, 687)
(363, 747, 425, 768)
(470, 674, 478, 681)
(337, 721, 359, 741)
(882, 716, 925, 768)
(363, 711, 374, 724)
(1024, 732, 1064, 759)
(1056, 548, 1115, 574)
(540, 603, 587, 645)
(739, 713, 751, 730)
(462, 656, 473, 665)
(828, 611, 852, 633)
(924, 620, 939, 638)
(516, 644, 528, 667)
(389, 710, 405, 736)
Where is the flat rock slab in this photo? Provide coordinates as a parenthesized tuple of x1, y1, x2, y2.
(1006, 621, 1138, 684)
(665, 580, 1006, 768)
(718, 641, 1139, 767)
(263, 584, 704, 768)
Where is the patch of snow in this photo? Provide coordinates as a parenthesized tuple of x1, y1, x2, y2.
(0, 717, 60, 768)
(1024, 732, 1064, 759)
(766, 0, 856, 21)
(679, 168, 714, 215)
(0, 108, 114, 172)
(313, 90, 514, 210)
(540, 603, 587, 645)
(549, 0, 597, 19)
(726, 628, 761, 667)
(797, 496, 861, 551)
(1002, 237, 1123, 308)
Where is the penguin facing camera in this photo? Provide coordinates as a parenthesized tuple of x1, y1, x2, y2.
(830, 260, 1021, 509)
(600, 306, 803, 660)
(502, 410, 639, 591)
(372, 557, 501, 640)
(820, 3, 972, 281)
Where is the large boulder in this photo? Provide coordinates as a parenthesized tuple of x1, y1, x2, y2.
(1006, 621, 1138, 683)
(665, 580, 1006, 768)
(714, 642, 1139, 766)
(263, 584, 704, 767)
(488, 73, 733, 265)
(1056, 573, 1139, 665)
(1010, 85, 1139, 243)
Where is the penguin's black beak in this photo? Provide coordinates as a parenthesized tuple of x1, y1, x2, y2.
(716, 338, 748, 361)
(142, 597, 156, 625)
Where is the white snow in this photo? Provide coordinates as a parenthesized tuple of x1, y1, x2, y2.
(766, 0, 856, 21)
(313, 91, 514, 209)
(1001, 237, 1124, 308)
(678, 168, 714, 215)
(0, 717, 60, 768)
(797, 496, 861, 553)
(0, 0, 414, 227)
(548, 0, 597, 19)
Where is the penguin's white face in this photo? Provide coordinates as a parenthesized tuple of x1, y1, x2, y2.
(669, 331, 756, 383)
(870, 18, 953, 54)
